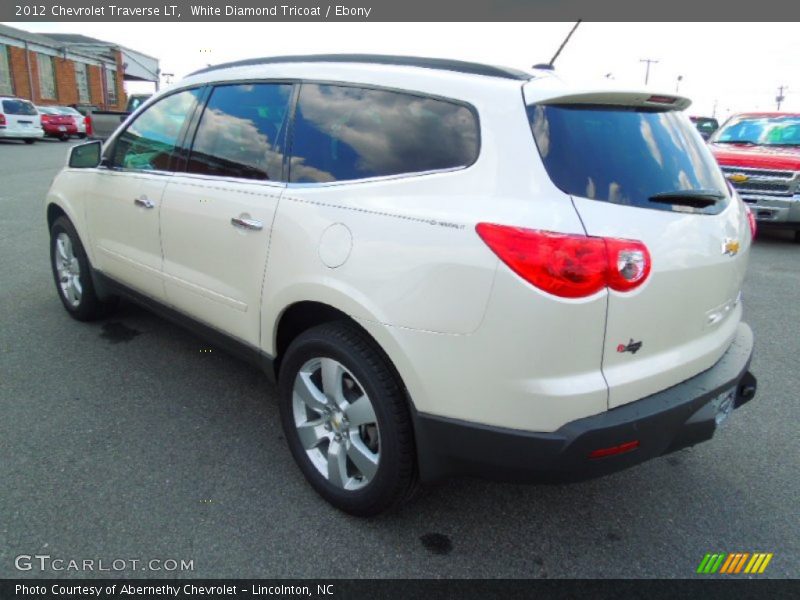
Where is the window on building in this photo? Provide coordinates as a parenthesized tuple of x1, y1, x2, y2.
(74, 63, 90, 103)
(0, 44, 13, 96)
(288, 84, 480, 183)
(105, 68, 117, 105)
(37, 53, 57, 99)
(187, 83, 292, 181)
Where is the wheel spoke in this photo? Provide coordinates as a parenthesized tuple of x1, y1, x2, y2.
(72, 276, 82, 297)
(320, 357, 345, 407)
(63, 236, 73, 260)
(326, 438, 348, 488)
(296, 419, 327, 450)
(66, 282, 78, 304)
(56, 238, 69, 261)
(293, 372, 328, 414)
(344, 394, 376, 427)
(347, 440, 378, 482)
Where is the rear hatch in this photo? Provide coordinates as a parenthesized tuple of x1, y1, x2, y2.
(1, 99, 40, 131)
(525, 88, 751, 408)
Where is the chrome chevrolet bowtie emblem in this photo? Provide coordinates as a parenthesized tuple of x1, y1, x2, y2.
(722, 238, 740, 256)
(727, 173, 749, 184)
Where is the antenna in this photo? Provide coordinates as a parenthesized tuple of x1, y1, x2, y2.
(542, 20, 582, 69)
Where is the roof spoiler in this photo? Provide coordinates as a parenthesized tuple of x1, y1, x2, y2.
(531, 90, 692, 111)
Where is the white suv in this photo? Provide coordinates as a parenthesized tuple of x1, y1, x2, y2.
(45, 55, 758, 515)
(0, 96, 44, 143)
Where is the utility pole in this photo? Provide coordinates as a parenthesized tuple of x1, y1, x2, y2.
(776, 85, 787, 111)
(640, 58, 659, 86)
(675, 75, 683, 93)
(712, 99, 718, 118)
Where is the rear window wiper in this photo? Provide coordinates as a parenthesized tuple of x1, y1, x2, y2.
(648, 190, 725, 209)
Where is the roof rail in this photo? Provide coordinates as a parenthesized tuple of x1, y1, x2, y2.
(188, 54, 532, 81)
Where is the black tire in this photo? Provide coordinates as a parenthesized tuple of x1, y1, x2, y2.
(78, 133, 87, 139)
(278, 322, 418, 516)
(24, 139, 35, 144)
(59, 135, 69, 142)
(50, 216, 118, 321)
(794, 230, 800, 244)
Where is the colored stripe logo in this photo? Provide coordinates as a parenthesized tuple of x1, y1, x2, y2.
(697, 552, 773, 574)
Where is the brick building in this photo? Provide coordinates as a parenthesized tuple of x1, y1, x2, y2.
(0, 24, 159, 110)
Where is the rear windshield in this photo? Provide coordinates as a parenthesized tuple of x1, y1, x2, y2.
(529, 104, 729, 212)
(2, 99, 37, 115)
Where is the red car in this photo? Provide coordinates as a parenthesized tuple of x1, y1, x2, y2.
(709, 112, 800, 242)
(37, 105, 78, 141)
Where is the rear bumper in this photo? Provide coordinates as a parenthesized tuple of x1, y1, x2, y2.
(0, 127, 44, 139)
(413, 322, 756, 483)
(741, 195, 800, 227)
(43, 125, 78, 137)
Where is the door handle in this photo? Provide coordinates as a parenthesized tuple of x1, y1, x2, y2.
(134, 196, 155, 209)
(231, 216, 264, 231)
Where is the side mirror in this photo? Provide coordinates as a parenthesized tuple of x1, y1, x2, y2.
(68, 140, 102, 168)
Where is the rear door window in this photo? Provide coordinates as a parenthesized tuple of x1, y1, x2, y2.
(529, 104, 729, 213)
(288, 84, 479, 183)
(2, 99, 37, 115)
(186, 83, 292, 181)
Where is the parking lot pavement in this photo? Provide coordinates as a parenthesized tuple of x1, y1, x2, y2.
(0, 139, 798, 579)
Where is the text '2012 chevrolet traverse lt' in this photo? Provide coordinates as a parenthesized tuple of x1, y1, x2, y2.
(45, 55, 758, 515)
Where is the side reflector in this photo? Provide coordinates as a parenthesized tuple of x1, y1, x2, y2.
(744, 204, 757, 239)
(588, 440, 640, 459)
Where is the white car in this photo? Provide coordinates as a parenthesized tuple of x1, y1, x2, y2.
(0, 96, 44, 143)
(45, 55, 758, 516)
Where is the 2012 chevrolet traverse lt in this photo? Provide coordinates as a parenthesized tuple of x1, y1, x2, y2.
(45, 55, 758, 515)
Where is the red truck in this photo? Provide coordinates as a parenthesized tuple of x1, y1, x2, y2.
(709, 112, 800, 242)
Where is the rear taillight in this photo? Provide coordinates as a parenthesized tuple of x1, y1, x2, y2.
(41, 114, 50, 123)
(0, 114, 5, 126)
(604, 238, 651, 293)
(84, 115, 92, 137)
(744, 204, 757, 239)
(475, 223, 651, 299)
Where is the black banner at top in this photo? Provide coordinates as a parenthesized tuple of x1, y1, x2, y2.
(2, 0, 800, 21)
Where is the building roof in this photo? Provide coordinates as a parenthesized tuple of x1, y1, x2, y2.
(0, 23, 110, 63)
(42, 33, 114, 45)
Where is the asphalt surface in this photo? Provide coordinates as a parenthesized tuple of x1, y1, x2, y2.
(1, 139, 798, 579)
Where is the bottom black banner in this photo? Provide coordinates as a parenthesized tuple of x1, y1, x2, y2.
(0, 579, 797, 600)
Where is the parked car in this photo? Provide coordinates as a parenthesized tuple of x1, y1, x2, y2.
(87, 93, 152, 141)
(54, 106, 88, 138)
(709, 112, 800, 242)
(0, 96, 44, 143)
(690, 115, 720, 140)
(45, 55, 757, 516)
(37, 105, 78, 141)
